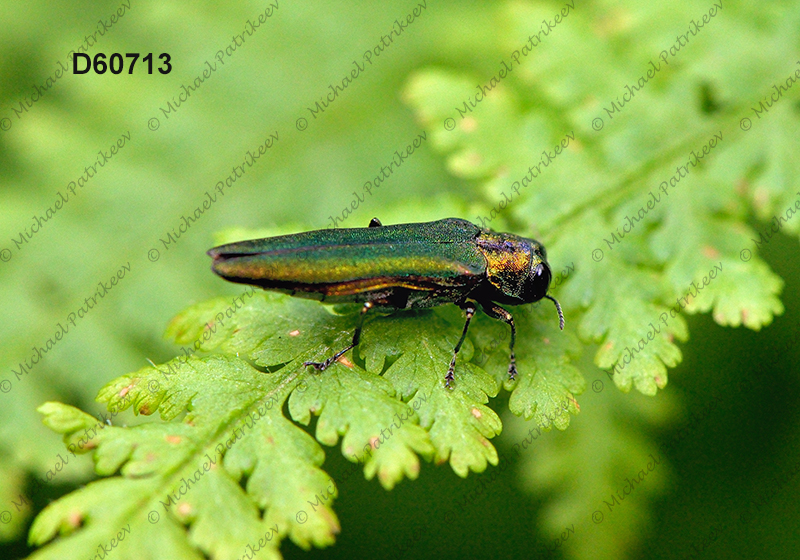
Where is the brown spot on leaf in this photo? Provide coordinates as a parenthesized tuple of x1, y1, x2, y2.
(702, 245, 720, 259)
(320, 508, 341, 535)
(178, 503, 193, 517)
(67, 511, 83, 528)
(289, 330, 300, 336)
(338, 356, 354, 368)
(471, 408, 482, 419)
(166, 435, 182, 445)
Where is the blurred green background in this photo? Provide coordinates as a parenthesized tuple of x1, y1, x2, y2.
(1, 0, 799, 559)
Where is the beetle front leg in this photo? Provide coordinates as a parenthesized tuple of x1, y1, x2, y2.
(479, 302, 517, 380)
(304, 301, 373, 371)
(445, 301, 478, 388)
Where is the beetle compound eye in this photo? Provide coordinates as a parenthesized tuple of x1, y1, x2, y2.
(523, 261, 551, 302)
(534, 262, 551, 284)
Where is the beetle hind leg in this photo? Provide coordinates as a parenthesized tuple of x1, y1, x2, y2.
(303, 302, 373, 371)
(445, 301, 478, 388)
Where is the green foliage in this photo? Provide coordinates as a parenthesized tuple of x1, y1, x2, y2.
(401, 0, 793, 396)
(507, 381, 675, 559)
(27, 288, 579, 558)
(2, 0, 800, 559)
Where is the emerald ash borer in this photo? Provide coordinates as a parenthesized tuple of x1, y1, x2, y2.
(208, 218, 564, 388)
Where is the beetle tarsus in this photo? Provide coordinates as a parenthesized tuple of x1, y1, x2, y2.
(303, 344, 351, 371)
(508, 358, 517, 380)
(445, 358, 456, 389)
(303, 302, 373, 373)
(303, 359, 331, 371)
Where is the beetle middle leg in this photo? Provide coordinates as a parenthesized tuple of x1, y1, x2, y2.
(445, 301, 478, 388)
(479, 302, 518, 380)
(304, 301, 373, 371)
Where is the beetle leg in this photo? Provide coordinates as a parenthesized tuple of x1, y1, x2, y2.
(304, 302, 373, 371)
(368, 218, 382, 227)
(445, 301, 478, 388)
(479, 302, 517, 380)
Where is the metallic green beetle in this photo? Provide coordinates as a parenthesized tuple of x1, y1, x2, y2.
(208, 217, 564, 387)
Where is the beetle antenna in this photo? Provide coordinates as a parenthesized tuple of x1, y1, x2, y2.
(544, 295, 565, 330)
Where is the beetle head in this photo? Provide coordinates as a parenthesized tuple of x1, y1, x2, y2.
(474, 230, 565, 330)
(520, 242, 565, 330)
